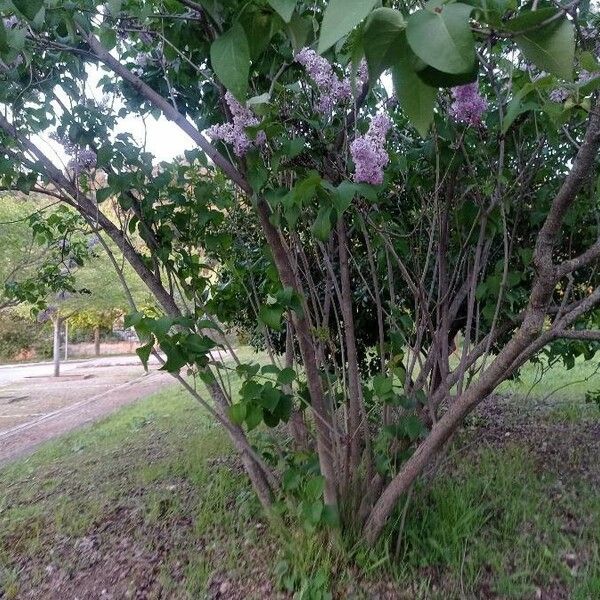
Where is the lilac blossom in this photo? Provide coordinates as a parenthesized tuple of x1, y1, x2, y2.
(578, 69, 594, 84)
(357, 60, 369, 86)
(135, 52, 151, 67)
(3, 15, 18, 29)
(68, 149, 97, 174)
(549, 87, 569, 103)
(450, 83, 487, 126)
(50, 132, 78, 156)
(139, 31, 153, 45)
(37, 305, 57, 323)
(295, 48, 354, 115)
(350, 113, 392, 185)
(206, 92, 265, 157)
(549, 70, 596, 104)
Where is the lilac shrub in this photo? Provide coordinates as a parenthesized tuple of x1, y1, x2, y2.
(450, 83, 487, 125)
(206, 92, 265, 157)
(350, 113, 392, 185)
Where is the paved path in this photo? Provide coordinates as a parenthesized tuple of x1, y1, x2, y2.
(0, 352, 228, 466)
(0, 372, 172, 466)
(0, 354, 163, 387)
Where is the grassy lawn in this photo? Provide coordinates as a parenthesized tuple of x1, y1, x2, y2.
(0, 351, 599, 599)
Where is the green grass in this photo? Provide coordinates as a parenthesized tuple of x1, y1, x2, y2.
(0, 349, 599, 598)
(502, 355, 600, 402)
(391, 446, 600, 598)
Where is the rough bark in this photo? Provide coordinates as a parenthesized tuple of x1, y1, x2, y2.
(336, 219, 363, 473)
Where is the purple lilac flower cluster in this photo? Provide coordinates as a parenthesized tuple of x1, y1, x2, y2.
(50, 132, 97, 174)
(206, 92, 266, 157)
(68, 149, 97, 174)
(37, 305, 57, 323)
(449, 83, 488, 126)
(350, 113, 392, 185)
(549, 70, 597, 104)
(295, 48, 367, 115)
(3, 15, 18, 29)
(549, 87, 570, 103)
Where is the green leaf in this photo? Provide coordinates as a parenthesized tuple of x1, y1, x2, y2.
(406, 3, 475, 75)
(106, 0, 122, 15)
(184, 333, 215, 356)
(283, 468, 302, 491)
(416, 61, 478, 88)
(332, 181, 357, 214)
(260, 384, 281, 411)
(304, 475, 325, 499)
(277, 367, 296, 385)
(159, 340, 188, 373)
(363, 8, 406, 83)
(95, 187, 113, 203)
(273, 394, 292, 422)
(262, 408, 280, 427)
(373, 373, 393, 397)
(311, 205, 333, 241)
(399, 414, 426, 441)
(392, 35, 437, 138)
(241, 10, 281, 60)
(286, 13, 312, 50)
(210, 23, 250, 100)
(6, 27, 25, 51)
(135, 340, 153, 371)
(261, 364, 281, 376)
(236, 363, 261, 379)
(301, 500, 323, 526)
(229, 402, 247, 425)
(514, 18, 574, 80)
(259, 304, 283, 330)
(318, 0, 378, 54)
(579, 74, 600, 96)
(281, 136, 305, 159)
(99, 28, 117, 51)
(124, 311, 144, 329)
(321, 504, 339, 527)
(0, 21, 7, 53)
(501, 83, 535, 134)
(12, 0, 43, 21)
(267, 0, 296, 23)
(245, 404, 263, 430)
(503, 7, 556, 32)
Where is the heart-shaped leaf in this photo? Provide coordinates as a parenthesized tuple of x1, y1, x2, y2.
(318, 0, 378, 54)
(210, 23, 250, 100)
(406, 3, 475, 75)
(268, 0, 296, 23)
(363, 7, 406, 83)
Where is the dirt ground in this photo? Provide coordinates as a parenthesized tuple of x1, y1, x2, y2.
(0, 357, 174, 465)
